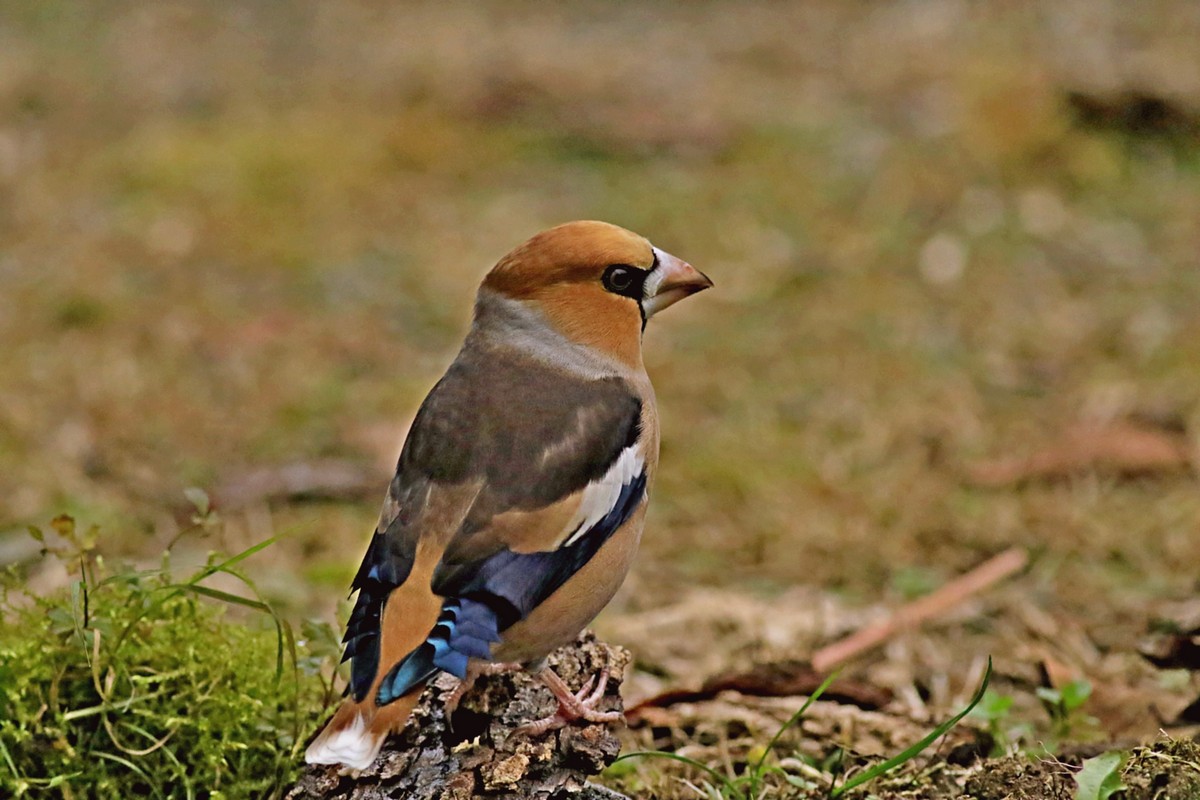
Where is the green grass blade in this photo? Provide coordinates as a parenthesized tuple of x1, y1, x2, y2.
(752, 669, 840, 776)
(831, 657, 992, 798)
(93, 751, 166, 800)
(109, 538, 279, 653)
(0, 736, 22, 783)
(183, 537, 278, 587)
(94, 566, 169, 588)
(281, 618, 302, 748)
(185, 537, 292, 679)
(121, 722, 193, 800)
(181, 584, 272, 612)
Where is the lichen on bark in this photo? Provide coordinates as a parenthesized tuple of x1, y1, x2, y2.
(289, 631, 631, 800)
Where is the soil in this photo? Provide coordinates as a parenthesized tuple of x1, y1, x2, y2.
(960, 739, 1200, 800)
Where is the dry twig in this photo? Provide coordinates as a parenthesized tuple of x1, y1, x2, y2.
(811, 548, 1028, 673)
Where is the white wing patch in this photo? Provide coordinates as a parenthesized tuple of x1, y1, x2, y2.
(560, 444, 644, 548)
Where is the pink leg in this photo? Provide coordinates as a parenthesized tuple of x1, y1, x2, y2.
(444, 661, 524, 718)
(514, 666, 623, 737)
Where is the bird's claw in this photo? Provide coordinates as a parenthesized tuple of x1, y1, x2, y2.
(513, 666, 623, 738)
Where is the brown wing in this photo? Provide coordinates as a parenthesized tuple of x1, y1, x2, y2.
(343, 345, 642, 700)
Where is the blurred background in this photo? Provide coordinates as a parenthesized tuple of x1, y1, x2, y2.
(2, 0, 1199, 726)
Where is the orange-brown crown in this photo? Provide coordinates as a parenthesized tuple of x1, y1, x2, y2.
(483, 221, 655, 298)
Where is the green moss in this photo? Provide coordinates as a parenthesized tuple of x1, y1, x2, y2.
(0, 523, 336, 799)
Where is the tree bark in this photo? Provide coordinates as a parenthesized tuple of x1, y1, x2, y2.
(288, 632, 631, 800)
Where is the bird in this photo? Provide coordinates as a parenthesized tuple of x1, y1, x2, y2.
(305, 220, 712, 770)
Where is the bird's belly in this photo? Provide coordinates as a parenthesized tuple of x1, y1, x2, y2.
(492, 505, 646, 664)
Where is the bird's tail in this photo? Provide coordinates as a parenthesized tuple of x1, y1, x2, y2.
(306, 543, 445, 771)
(304, 690, 422, 771)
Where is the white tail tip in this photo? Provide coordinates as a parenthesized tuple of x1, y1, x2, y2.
(304, 713, 384, 771)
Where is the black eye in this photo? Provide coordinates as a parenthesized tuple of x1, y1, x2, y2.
(604, 267, 633, 291)
(602, 265, 641, 297)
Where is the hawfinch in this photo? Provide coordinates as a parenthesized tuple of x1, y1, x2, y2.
(305, 220, 712, 770)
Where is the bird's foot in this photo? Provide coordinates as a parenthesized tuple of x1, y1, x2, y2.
(514, 665, 623, 738)
(445, 661, 524, 720)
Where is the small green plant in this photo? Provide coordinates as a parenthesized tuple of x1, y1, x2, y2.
(1037, 679, 1097, 744)
(1073, 750, 1127, 800)
(969, 678, 1098, 757)
(0, 512, 337, 799)
(614, 659, 992, 799)
(970, 688, 1014, 751)
(969, 687, 1036, 755)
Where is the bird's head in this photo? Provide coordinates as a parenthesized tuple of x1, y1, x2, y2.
(481, 220, 712, 366)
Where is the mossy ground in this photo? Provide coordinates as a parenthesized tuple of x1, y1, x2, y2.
(0, 521, 337, 799)
(2, 2, 1199, 797)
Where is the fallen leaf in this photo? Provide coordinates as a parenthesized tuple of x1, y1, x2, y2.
(626, 661, 892, 726)
(1072, 750, 1127, 800)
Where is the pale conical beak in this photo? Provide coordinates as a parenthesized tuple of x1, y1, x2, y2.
(642, 247, 713, 318)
